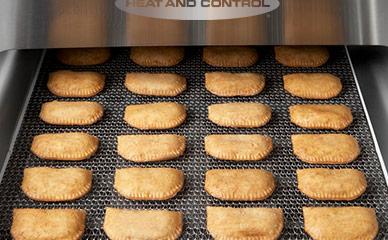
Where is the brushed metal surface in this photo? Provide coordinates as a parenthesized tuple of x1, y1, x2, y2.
(348, 46, 388, 169)
(0, 50, 44, 178)
(1, 0, 388, 51)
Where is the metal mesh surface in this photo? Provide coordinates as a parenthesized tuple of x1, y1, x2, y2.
(0, 47, 387, 239)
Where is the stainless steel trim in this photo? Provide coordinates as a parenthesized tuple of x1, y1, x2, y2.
(346, 47, 388, 186)
(1, 0, 388, 51)
(0, 50, 45, 181)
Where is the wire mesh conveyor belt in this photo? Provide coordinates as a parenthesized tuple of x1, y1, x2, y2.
(0, 47, 387, 239)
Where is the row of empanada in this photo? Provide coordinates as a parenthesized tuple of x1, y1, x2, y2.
(55, 45, 329, 68)
(11, 206, 378, 240)
(208, 102, 353, 130)
(206, 72, 342, 99)
(290, 58, 368, 240)
(207, 206, 378, 240)
(205, 133, 360, 164)
(48, 70, 188, 98)
(38, 101, 188, 129)
(11, 208, 183, 240)
(206, 168, 367, 201)
(20, 166, 367, 203)
(21, 167, 183, 202)
(38, 100, 354, 131)
(48, 70, 342, 100)
(30, 132, 360, 164)
(205, 168, 367, 201)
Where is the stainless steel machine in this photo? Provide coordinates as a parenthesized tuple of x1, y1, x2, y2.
(0, 0, 387, 239)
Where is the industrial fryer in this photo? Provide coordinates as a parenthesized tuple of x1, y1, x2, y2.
(0, 0, 387, 239)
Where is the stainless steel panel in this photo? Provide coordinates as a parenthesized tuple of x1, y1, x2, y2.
(0, 50, 44, 178)
(348, 46, 388, 172)
(1, 0, 388, 51)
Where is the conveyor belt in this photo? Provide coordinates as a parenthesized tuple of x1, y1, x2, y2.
(0, 47, 387, 239)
